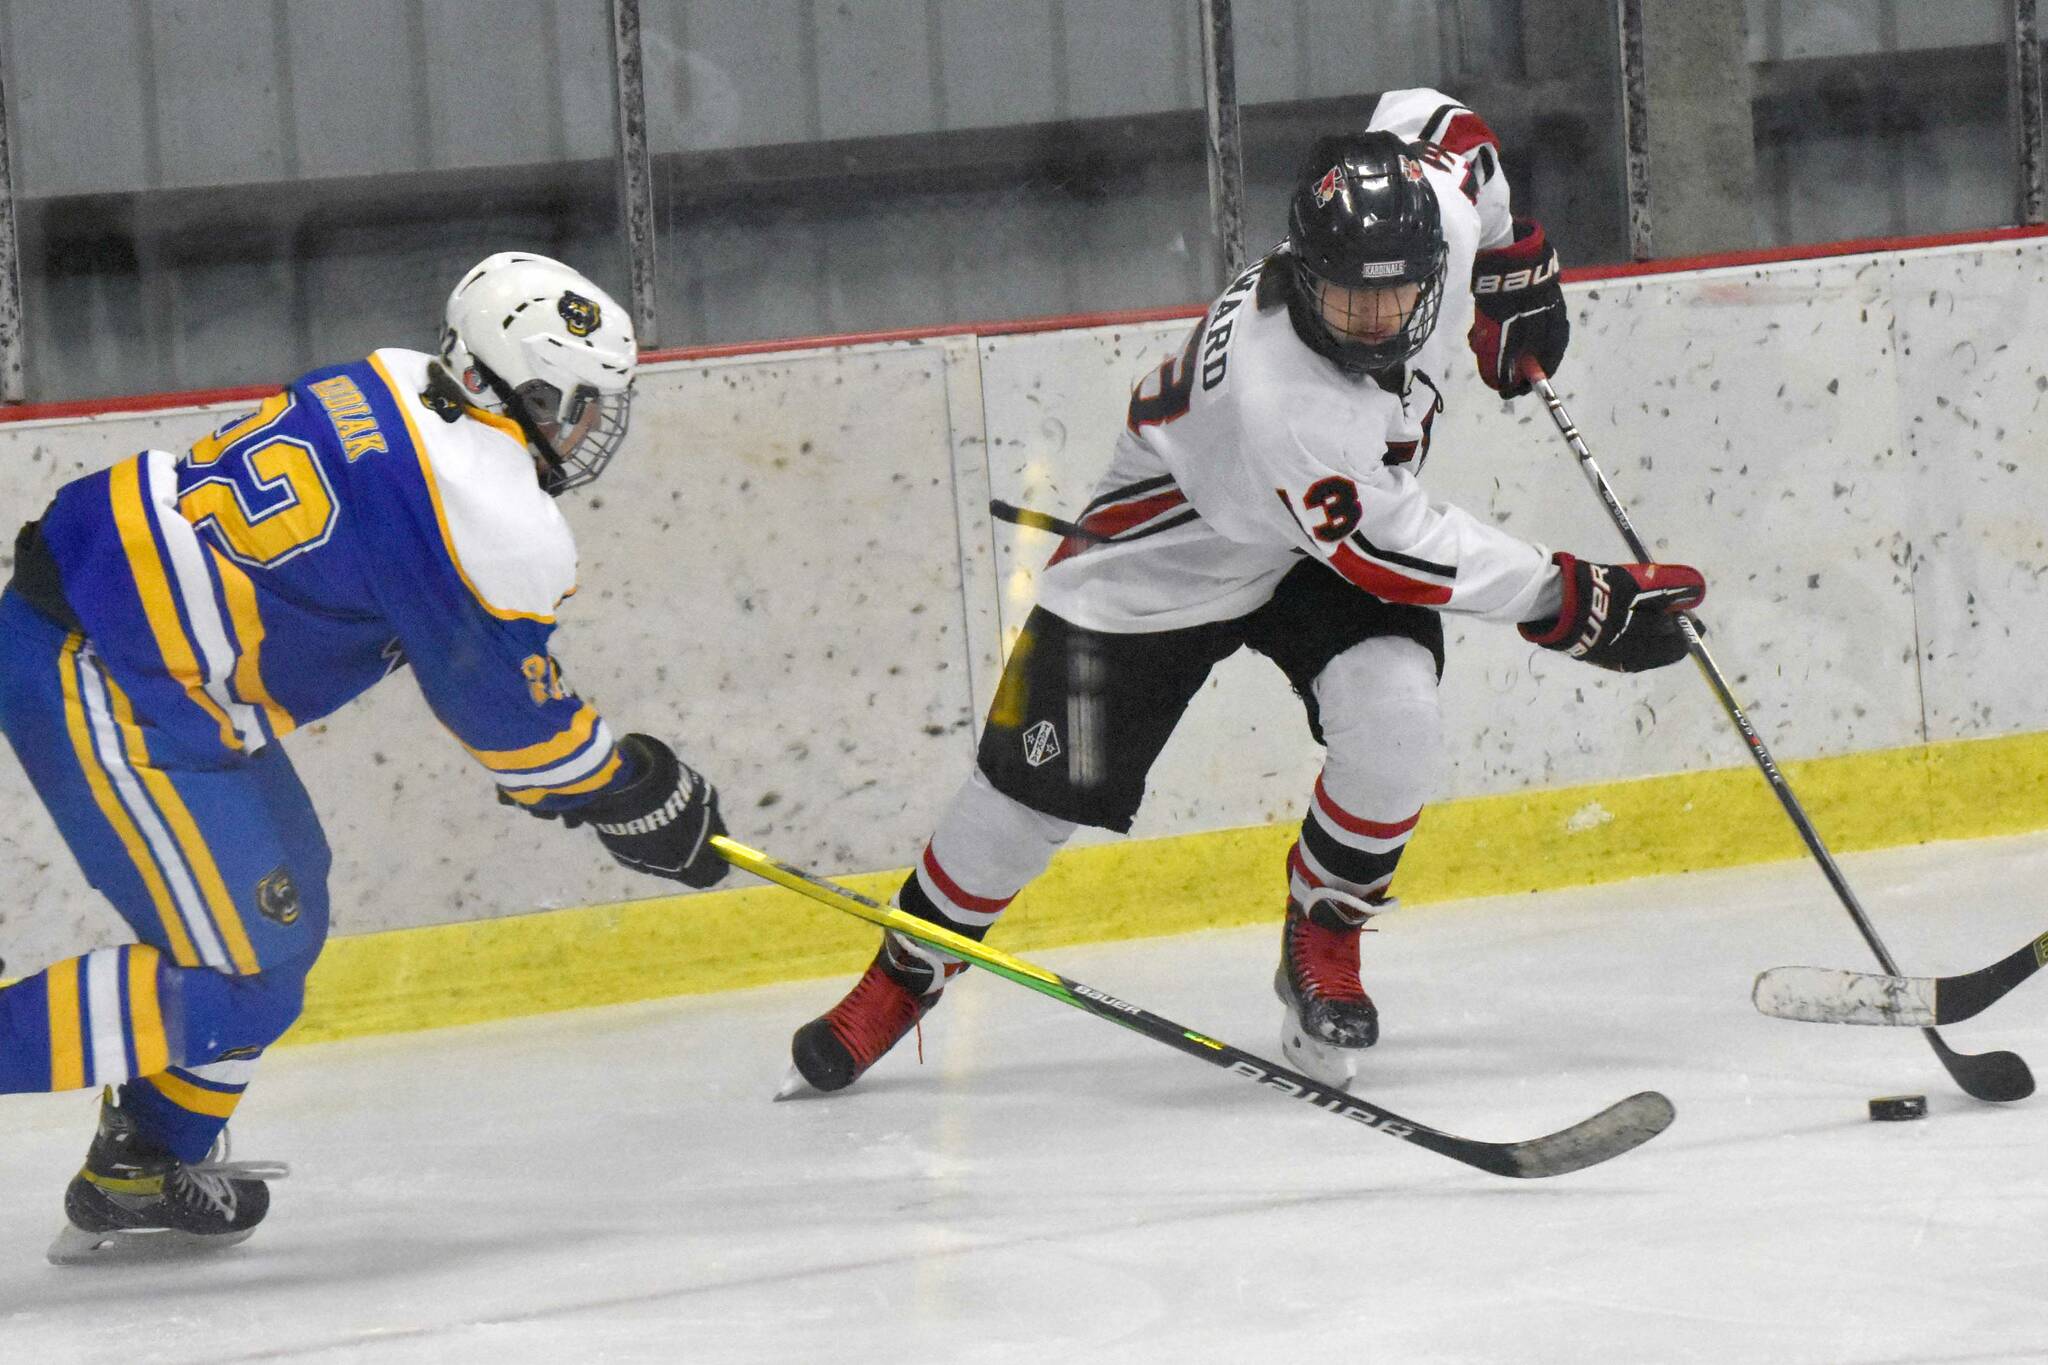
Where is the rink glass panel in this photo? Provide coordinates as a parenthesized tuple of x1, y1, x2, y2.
(638, 0, 1221, 350)
(1748, 0, 2021, 246)
(1233, 0, 1634, 271)
(0, 0, 2038, 399)
(0, 0, 624, 402)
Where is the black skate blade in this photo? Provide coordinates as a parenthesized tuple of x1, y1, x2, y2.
(47, 1221, 255, 1266)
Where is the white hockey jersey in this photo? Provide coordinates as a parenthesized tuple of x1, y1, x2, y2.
(1036, 91, 1557, 634)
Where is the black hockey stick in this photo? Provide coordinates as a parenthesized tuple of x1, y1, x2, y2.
(989, 498, 1113, 544)
(713, 834, 1675, 1178)
(1521, 360, 2033, 1101)
(1754, 930, 2048, 1027)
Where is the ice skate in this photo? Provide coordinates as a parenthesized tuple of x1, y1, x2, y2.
(1274, 890, 1393, 1091)
(48, 1091, 288, 1266)
(786, 936, 947, 1095)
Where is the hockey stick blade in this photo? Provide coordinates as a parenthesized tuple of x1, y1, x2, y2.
(713, 835, 1675, 1178)
(1753, 965, 1937, 1026)
(1754, 931, 2048, 1027)
(1927, 1029, 2034, 1101)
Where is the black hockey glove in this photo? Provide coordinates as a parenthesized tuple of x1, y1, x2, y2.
(1519, 552, 1706, 673)
(1469, 218, 1568, 399)
(556, 733, 730, 887)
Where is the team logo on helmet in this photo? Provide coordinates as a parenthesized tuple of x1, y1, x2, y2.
(558, 291, 602, 337)
(1312, 165, 1342, 208)
(1401, 155, 1426, 182)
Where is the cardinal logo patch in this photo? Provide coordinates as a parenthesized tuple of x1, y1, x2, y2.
(558, 291, 602, 337)
(1312, 166, 1342, 207)
(1022, 719, 1062, 768)
(1402, 155, 1426, 182)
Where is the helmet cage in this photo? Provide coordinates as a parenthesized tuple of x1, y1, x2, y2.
(1288, 251, 1447, 372)
(508, 373, 632, 495)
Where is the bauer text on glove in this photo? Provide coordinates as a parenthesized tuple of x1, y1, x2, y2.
(1518, 553, 1705, 673)
(1469, 218, 1568, 398)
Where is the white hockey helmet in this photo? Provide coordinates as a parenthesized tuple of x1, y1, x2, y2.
(438, 251, 637, 494)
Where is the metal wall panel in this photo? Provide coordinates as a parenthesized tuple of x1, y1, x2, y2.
(814, 0, 936, 139)
(643, 0, 816, 152)
(286, 1, 432, 178)
(148, 1, 295, 188)
(1296, 0, 1441, 96)
(1061, 0, 1199, 120)
(3, 1, 155, 196)
(935, 0, 1061, 129)
(1748, 0, 2009, 60)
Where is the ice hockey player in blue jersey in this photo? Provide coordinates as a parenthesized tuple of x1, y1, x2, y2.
(0, 252, 730, 1263)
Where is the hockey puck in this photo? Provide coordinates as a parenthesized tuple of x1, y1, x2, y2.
(1868, 1094, 1927, 1122)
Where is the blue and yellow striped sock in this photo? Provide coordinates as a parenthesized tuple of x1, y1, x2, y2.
(120, 1059, 255, 1163)
(0, 945, 172, 1093)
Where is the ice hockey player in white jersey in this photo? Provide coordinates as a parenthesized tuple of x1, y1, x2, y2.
(784, 93, 1706, 1095)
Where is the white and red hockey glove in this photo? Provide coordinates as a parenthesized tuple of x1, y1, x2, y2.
(1469, 218, 1568, 399)
(1519, 552, 1706, 673)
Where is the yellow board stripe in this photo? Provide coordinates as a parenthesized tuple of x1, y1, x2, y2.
(100, 672, 261, 976)
(505, 749, 623, 805)
(107, 457, 238, 751)
(467, 703, 599, 772)
(145, 1070, 243, 1119)
(126, 946, 171, 1077)
(275, 726, 2048, 1048)
(45, 959, 85, 1090)
(58, 635, 200, 967)
(367, 352, 556, 625)
(212, 548, 296, 737)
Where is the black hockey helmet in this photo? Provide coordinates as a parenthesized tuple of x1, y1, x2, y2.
(1282, 131, 1448, 373)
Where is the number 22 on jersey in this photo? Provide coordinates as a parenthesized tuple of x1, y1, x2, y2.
(177, 392, 339, 568)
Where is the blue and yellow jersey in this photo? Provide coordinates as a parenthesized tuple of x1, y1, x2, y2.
(33, 348, 624, 811)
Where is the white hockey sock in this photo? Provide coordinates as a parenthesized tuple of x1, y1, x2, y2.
(1290, 637, 1442, 906)
(892, 767, 1075, 981)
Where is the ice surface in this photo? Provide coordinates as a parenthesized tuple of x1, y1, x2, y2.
(3, 832, 2045, 1363)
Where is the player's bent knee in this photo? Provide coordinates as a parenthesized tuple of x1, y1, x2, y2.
(1313, 638, 1447, 804)
(170, 961, 313, 1063)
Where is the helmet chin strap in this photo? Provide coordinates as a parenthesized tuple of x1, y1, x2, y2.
(470, 359, 573, 494)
